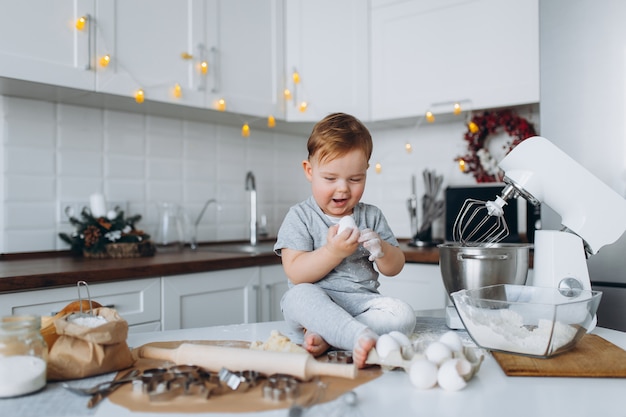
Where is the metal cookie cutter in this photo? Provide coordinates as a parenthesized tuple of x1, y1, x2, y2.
(218, 368, 260, 392)
(262, 374, 299, 402)
(327, 350, 353, 364)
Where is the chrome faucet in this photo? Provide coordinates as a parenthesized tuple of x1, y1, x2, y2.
(245, 171, 257, 246)
(190, 198, 217, 250)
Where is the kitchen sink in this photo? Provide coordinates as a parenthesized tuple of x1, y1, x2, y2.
(198, 242, 276, 255)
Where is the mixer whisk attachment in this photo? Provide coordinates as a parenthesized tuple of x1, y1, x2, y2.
(453, 196, 509, 246)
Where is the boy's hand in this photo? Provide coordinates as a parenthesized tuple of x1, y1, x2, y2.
(325, 224, 360, 259)
(358, 228, 384, 261)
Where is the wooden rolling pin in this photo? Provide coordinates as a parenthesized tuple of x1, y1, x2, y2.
(138, 343, 357, 380)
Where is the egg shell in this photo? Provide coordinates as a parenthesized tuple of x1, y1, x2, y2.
(409, 359, 438, 390)
(388, 330, 411, 347)
(425, 341, 453, 365)
(375, 333, 401, 359)
(439, 331, 464, 353)
(337, 216, 357, 234)
(437, 359, 468, 391)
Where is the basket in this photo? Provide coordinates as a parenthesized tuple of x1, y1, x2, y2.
(83, 241, 156, 259)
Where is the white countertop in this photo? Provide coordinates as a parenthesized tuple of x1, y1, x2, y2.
(2, 317, 625, 417)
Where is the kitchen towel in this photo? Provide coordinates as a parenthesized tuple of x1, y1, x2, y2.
(492, 334, 626, 377)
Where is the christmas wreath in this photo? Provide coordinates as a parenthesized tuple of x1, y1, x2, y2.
(456, 109, 537, 182)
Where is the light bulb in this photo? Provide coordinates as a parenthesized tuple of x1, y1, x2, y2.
(298, 101, 308, 113)
(458, 159, 467, 172)
(180, 52, 193, 60)
(217, 98, 226, 111)
(426, 111, 435, 123)
(76, 16, 87, 31)
(468, 121, 479, 134)
(405, 142, 412, 153)
(267, 115, 276, 128)
(292, 71, 301, 84)
(99, 54, 110, 67)
(375, 162, 382, 174)
(241, 123, 250, 137)
(453, 102, 462, 115)
(283, 88, 292, 101)
(135, 89, 145, 103)
(173, 83, 182, 98)
(200, 61, 208, 75)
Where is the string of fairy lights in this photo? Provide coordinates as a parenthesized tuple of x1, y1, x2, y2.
(74, 15, 309, 138)
(75, 15, 476, 175)
(372, 100, 472, 174)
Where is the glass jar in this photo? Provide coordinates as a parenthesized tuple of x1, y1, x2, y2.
(0, 315, 48, 397)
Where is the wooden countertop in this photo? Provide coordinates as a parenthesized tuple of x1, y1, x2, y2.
(0, 241, 439, 293)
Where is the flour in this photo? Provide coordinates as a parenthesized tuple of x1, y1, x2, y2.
(0, 355, 46, 397)
(458, 306, 579, 356)
(68, 315, 107, 328)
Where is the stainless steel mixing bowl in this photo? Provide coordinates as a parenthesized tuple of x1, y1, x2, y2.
(438, 243, 532, 296)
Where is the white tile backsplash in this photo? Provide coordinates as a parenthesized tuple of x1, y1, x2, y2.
(0, 95, 539, 253)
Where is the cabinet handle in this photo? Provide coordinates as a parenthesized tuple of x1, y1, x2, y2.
(85, 13, 93, 70)
(210, 46, 220, 93)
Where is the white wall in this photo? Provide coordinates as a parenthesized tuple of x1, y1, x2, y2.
(0, 96, 312, 253)
(539, 0, 626, 283)
(1, 95, 540, 253)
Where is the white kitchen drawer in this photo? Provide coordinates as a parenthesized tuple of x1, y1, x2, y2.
(0, 278, 161, 328)
(378, 264, 448, 311)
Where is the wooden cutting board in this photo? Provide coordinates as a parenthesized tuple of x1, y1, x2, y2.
(492, 334, 626, 377)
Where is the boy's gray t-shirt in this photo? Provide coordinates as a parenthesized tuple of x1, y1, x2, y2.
(274, 196, 399, 294)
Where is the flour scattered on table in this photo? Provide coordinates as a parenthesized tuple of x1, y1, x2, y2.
(249, 330, 307, 353)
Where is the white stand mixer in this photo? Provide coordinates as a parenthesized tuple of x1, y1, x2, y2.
(447, 136, 626, 330)
(497, 136, 626, 330)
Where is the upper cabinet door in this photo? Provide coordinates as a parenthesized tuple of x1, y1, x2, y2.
(94, 0, 206, 107)
(283, 0, 370, 122)
(371, 0, 539, 121)
(204, 0, 282, 118)
(0, 0, 96, 90)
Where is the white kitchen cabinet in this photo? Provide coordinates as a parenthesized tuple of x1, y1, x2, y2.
(257, 265, 289, 322)
(0, 0, 96, 90)
(370, 0, 539, 120)
(94, 0, 206, 107)
(161, 268, 259, 330)
(282, 0, 370, 122)
(203, 0, 283, 118)
(378, 263, 448, 311)
(161, 265, 288, 330)
(0, 278, 162, 334)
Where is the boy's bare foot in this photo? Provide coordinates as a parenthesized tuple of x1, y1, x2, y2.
(353, 329, 378, 368)
(302, 330, 331, 357)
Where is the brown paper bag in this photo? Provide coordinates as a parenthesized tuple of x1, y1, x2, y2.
(47, 307, 135, 381)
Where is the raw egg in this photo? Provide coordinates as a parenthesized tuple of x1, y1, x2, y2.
(409, 359, 438, 389)
(425, 341, 452, 365)
(337, 216, 357, 234)
(375, 333, 401, 359)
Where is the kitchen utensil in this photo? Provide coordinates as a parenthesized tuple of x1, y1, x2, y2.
(452, 196, 510, 246)
(438, 242, 531, 329)
(455, 136, 626, 292)
(438, 243, 530, 296)
(288, 379, 327, 417)
(155, 202, 188, 251)
(87, 368, 139, 408)
(62, 369, 141, 396)
(137, 343, 357, 380)
(66, 281, 98, 321)
(492, 334, 626, 377)
(451, 284, 602, 357)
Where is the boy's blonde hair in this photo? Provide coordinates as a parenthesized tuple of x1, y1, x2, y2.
(307, 113, 372, 164)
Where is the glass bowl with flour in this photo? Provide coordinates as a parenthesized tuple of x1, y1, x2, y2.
(0, 315, 48, 397)
(451, 284, 602, 358)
